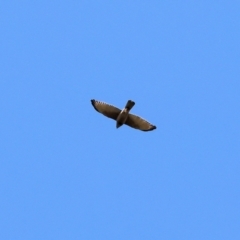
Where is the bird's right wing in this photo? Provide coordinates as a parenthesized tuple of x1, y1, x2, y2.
(91, 99, 121, 120)
(125, 113, 156, 131)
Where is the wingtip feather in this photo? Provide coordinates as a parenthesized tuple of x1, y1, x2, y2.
(90, 99, 99, 112)
(142, 125, 157, 132)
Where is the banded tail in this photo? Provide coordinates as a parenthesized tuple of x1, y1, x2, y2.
(125, 100, 135, 111)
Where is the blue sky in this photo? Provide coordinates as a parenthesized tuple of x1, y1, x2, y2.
(1, 1, 240, 239)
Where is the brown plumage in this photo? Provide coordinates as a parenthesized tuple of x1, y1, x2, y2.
(91, 99, 156, 131)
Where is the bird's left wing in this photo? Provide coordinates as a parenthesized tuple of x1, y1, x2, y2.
(125, 113, 156, 131)
(91, 99, 121, 120)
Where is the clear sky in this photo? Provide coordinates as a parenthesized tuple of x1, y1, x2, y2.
(1, 1, 240, 239)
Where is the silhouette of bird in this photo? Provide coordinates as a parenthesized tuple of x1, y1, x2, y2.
(91, 99, 156, 131)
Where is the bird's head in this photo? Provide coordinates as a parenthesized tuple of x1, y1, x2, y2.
(116, 122, 122, 128)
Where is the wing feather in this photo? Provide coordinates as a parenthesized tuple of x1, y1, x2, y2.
(91, 99, 121, 120)
(125, 113, 156, 131)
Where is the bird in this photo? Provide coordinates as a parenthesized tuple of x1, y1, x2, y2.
(91, 99, 156, 131)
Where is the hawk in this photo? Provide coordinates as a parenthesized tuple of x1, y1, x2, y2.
(91, 99, 156, 131)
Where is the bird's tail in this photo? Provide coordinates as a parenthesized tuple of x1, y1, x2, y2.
(125, 100, 135, 111)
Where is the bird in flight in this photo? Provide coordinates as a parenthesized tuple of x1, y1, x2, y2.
(91, 99, 156, 131)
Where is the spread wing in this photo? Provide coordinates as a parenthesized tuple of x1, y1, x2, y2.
(125, 113, 156, 131)
(91, 99, 121, 120)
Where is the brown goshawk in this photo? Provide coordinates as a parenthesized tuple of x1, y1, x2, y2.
(91, 99, 156, 131)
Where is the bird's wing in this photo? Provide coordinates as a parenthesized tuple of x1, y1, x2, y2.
(91, 99, 121, 120)
(125, 113, 156, 131)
